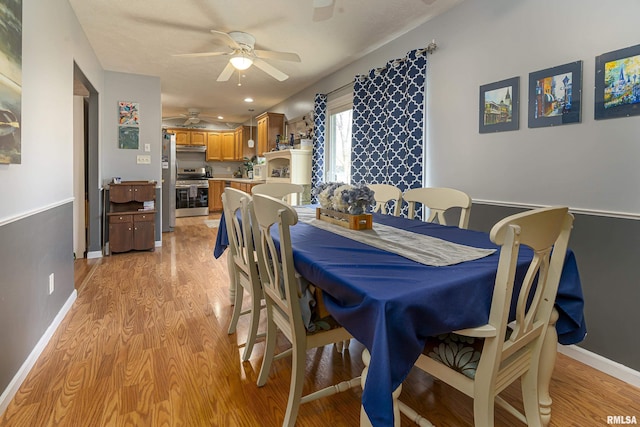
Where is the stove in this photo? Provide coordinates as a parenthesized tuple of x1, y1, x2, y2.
(175, 167, 209, 217)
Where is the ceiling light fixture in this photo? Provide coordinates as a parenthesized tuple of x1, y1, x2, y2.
(229, 53, 253, 71)
(248, 108, 255, 148)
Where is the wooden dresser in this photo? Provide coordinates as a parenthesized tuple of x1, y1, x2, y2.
(107, 181, 156, 254)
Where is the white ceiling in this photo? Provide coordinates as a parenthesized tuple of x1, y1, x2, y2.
(69, 0, 462, 126)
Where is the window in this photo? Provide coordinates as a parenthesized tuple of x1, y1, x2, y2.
(326, 94, 353, 184)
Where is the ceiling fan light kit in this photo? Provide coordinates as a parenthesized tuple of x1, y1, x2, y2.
(229, 54, 253, 70)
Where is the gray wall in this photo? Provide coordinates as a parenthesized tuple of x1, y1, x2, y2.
(277, 0, 640, 372)
(102, 71, 162, 186)
(0, 204, 74, 391)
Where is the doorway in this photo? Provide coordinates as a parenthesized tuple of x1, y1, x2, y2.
(73, 63, 101, 285)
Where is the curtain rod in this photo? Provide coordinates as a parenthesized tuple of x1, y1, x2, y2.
(326, 81, 355, 96)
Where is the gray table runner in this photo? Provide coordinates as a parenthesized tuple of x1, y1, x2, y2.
(295, 207, 496, 267)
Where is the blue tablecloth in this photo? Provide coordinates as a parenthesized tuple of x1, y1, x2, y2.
(214, 208, 586, 426)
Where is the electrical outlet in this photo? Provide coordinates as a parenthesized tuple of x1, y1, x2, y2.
(137, 155, 151, 164)
(226, 167, 231, 172)
(48, 273, 55, 295)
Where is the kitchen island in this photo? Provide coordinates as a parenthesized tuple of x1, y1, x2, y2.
(208, 177, 266, 212)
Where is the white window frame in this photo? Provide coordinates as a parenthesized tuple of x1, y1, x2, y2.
(325, 93, 353, 183)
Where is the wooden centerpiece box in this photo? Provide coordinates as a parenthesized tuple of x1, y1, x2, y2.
(316, 207, 373, 230)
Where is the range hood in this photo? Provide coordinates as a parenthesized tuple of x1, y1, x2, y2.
(176, 145, 206, 153)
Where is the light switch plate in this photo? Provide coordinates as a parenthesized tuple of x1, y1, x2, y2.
(137, 155, 151, 164)
(144, 143, 151, 152)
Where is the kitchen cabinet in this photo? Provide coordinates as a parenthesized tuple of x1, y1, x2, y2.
(107, 181, 156, 254)
(229, 181, 260, 194)
(167, 129, 206, 146)
(234, 125, 256, 160)
(190, 131, 206, 146)
(206, 132, 222, 161)
(209, 180, 225, 212)
(221, 132, 236, 161)
(256, 112, 285, 156)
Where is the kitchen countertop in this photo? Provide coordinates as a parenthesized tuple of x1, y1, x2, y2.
(209, 177, 266, 184)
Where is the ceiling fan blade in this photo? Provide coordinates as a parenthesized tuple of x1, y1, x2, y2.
(313, 0, 334, 7)
(210, 30, 242, 49)
(216, 62, 236, 82)
(254, 49, 301, 63)
(173, 51, 230, 58)
(163, 114, 187, 120)
(252, 58, 289, 81)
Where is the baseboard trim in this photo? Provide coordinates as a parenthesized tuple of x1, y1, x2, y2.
(86, 250, 103, 259)
(0, 290, 78, 416)
(559, 344, 640, 388)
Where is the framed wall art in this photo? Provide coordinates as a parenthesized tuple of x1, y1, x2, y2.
(0, 0, 22, 164)
(118, 126, 139, 149)
(479, 77, 519, 133)
(118, 101, 139, 149)
(528, 60, 582, 128)
(594, 44, 640, 120)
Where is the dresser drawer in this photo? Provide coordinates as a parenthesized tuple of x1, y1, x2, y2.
(134, 213, 155, 223)
(109, 214, 133, 224)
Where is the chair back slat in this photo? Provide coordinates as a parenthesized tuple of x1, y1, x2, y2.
(368, 183, 403, 216)
(403, 187, 472, 228)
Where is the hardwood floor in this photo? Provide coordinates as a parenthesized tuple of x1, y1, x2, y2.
(1, 214, 639, 426)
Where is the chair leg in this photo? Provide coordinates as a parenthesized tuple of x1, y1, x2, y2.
(241, 293, 262, 361)
(472, 388, 495, 427)
(282, 341, 306, 427)
(522, 368, 544, 427)
(227, 271, 244, 335)
(257, 305, 277, 387)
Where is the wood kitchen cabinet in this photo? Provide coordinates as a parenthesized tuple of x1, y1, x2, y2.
(234, 125, 256, 160)
(229, 181, 260, 194)
(190, 130, 206, 146)
(107, 181, 156, 254)
(206, 132, 222, 161)
(256, 112, 285, 156)
(167, 129, 206, 146)
(220, 132, 236, 161)
(208, 180, 225, 212)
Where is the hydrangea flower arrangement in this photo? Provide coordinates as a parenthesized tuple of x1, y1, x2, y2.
(313, 182, 376, 215)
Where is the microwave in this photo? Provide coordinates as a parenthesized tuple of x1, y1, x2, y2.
(253, 164, 266, 180)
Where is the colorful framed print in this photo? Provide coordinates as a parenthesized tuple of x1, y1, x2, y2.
(119, 101, 139, 126)
(479, 77, 519, 133)
(595, 44, 640, 120)
(528, 61, 582, 128)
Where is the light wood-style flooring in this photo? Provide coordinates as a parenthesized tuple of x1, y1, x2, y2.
(1, 214, 639, 426)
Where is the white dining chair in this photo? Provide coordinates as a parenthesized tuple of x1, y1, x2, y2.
(368, 183, 403, 216)
(403, 187, 472, 228)
(221, 187, 265, 361)
(399, 206, 574, 427)
(251, 182, 304, 205)
(251, 193, 361, 427)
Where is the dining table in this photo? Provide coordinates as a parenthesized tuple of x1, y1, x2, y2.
(213, 206, 586, 427)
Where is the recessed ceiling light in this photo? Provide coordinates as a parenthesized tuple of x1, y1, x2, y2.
(244, 97, 254, 103)
(217, 115, 223, 120)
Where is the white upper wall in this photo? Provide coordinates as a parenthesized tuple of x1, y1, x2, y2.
(280, 0, 640, 215)
(0, 0, 104, 223)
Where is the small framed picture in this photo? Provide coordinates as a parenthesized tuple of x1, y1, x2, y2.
(594, 44, 640, 120)
(479, 77, 519, 133)
(528, 61, 582, 128)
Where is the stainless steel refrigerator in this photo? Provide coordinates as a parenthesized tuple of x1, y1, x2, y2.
(161, 130, 176, 232)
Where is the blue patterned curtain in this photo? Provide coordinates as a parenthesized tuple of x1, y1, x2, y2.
(311, 93, 327, 203)
(351, 49, 426, 216)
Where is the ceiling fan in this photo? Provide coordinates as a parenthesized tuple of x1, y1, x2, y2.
(162, 108, 218, 126)
(173, 30, 301, 82)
